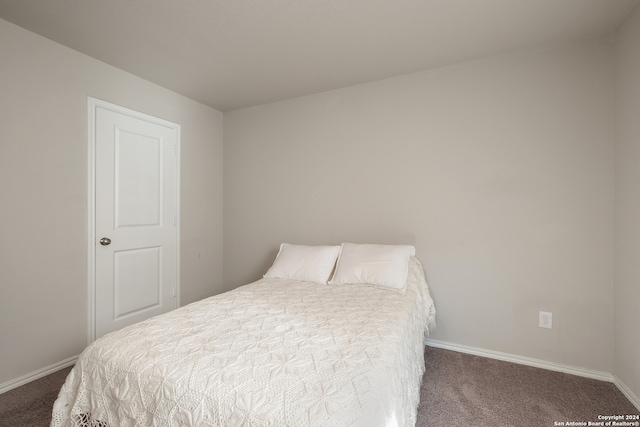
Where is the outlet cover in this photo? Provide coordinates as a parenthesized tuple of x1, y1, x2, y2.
(539, 311, 552, 329)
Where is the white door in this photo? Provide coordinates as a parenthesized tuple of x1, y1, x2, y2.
(89, 99, 179, 340)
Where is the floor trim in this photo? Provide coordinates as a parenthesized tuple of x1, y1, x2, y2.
(425, 339, 640, 411)
(426, 339, 613, 381)
(0, 355, 78, 395)
(613, 374, 640, 412)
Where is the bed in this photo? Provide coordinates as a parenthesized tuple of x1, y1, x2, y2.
(51, 243, 436, 427)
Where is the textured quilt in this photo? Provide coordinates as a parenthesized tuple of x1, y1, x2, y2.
(51, 257, 436, 427)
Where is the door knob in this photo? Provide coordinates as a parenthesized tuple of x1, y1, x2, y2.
(99, 237, 112, 246)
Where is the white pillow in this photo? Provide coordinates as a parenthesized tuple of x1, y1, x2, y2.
(329, 243, 416, 292)
(264, 243, 341, 284)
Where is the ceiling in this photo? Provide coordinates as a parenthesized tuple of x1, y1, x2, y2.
(1, 0, 638, 112)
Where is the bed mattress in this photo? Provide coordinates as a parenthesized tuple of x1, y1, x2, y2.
(51, 256, 435, 427)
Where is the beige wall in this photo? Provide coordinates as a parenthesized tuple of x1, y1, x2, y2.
(614, 5, 640, 401)
(0, 19, 224, 386)
(224, 39, 615, 373)
(4, 8, 638, 399)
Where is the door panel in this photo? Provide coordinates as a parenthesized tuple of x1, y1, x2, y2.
(92, 102, 179, 339)
(113, 246, 161, 319)
(115, 128, 161, 227)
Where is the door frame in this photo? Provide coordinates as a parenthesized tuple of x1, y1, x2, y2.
(87, 97, 181, 344)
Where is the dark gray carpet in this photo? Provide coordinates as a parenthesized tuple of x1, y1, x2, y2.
(0, 366, 72, 427)
(0, 347, 637, 426)
(417, 346, 639, 426)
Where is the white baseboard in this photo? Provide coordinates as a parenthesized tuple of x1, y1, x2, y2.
(425, 339, 640, 411)
(613, 374, 640, 412)
(425, 339, 616, 381)
(0, 355, 78, 395)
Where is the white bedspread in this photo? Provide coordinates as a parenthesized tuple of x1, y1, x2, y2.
(51, 257, 435, 427)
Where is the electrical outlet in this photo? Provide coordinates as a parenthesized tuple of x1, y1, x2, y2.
(539, 311, 552, 329)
